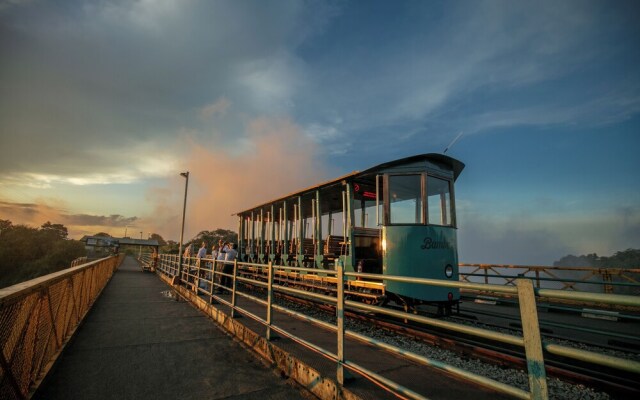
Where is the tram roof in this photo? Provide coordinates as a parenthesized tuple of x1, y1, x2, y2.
(235, 153, 464, 216)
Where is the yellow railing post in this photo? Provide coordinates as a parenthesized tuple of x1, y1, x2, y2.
(516, 278, 548, 400)
(266, 262, 278, 341)
(230, 260, 238, 318)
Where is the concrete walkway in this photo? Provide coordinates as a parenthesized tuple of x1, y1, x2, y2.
(34, 256, 309, 400)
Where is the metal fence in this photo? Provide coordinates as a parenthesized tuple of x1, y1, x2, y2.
(460, 263, 640, 302)
(69, 257, 88, 268)
(0, 255, 122, 399)
(152, 254, 640, 400)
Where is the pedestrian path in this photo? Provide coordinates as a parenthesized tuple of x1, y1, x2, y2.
(34, 256, 309, 399)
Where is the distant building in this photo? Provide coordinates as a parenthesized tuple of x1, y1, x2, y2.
(80, 236, 159, 257)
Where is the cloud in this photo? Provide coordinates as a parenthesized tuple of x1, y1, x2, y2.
(2, 1, 637, 181)
(457, 205, 640, 265)
(1, 0, 638, 260)
(63, 213, 138, 227)
(0, 1, 327, 180)
(200, 97, 231, 120)
(236, 51, 302, 114)
(145, 116, 330, 241)
(0, 199, 139, 237)
(297, 1, 640, 154)
(0, 0, 31, 12)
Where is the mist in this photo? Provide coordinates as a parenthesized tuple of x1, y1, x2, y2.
(144, 117, 330, 242)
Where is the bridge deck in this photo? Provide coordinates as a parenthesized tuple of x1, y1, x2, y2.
(34, 256, 307, 399)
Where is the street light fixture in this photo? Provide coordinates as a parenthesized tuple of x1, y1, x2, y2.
(177, 171, 189, 283)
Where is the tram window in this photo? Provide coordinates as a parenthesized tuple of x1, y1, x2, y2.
(389, 175, 423, 224)
(354, 200, 378, 228)
(427, 176, 452, 226)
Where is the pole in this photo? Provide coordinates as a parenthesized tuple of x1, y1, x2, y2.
(177, 171, 190, 284)
(139, 231, 142, 258)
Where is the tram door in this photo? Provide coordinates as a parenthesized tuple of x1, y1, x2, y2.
(352, 180, 382, 274)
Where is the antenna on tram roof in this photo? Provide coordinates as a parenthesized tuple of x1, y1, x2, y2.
(443, 131, 464, 154)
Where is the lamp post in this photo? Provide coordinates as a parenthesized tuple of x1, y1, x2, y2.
(124, 225, 128, 238)
(177, 171, 190, 283)
(139, 231, 143, 258)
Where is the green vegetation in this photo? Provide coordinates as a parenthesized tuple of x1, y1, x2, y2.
(553, 248, 640, 268)
(170, 229, 237, 254)
(553, 249, 640, 295)
(0, 220, 86, 289)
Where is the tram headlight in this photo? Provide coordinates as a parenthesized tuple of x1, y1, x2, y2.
(444, 264, 454, 278)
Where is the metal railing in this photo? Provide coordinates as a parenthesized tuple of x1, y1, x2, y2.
(460, 263, 640, 295)
(0, 255, 122, 399)
(70, 257, 88, 268)
(155, 255, 640, 400)
(148, 256, 640, 295)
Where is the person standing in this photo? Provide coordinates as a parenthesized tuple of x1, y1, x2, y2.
(211, 244, 219, 260)
(214, 242, 228, 293)
(197, 242, 207, 260)
(183, 244, 192, 258)
(221, 243, 238, 290)
(195, 242, 207, 291)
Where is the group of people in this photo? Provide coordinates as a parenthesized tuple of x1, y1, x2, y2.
(187, 239, 238, 293)
(191, 239, 238, 263)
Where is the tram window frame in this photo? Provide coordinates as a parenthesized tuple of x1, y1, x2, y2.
(354, 198, 378, 229)
(386, 174, 425, 225)
(383, 173, 456, 227)
(426, 175, 455, 227)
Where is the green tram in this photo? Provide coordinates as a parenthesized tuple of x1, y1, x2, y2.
(235, 153, 464, 312)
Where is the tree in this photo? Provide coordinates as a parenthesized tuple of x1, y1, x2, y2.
(188, 229, 236, 249)
(0, 219, 86, 289)
(94, 232, 112, 237)
(149, 233, 167, 246)
(601, 249, 640, 269)
(0, 219, 12, 233)
(555, 249, 640, 269)
(553, 249, 639, 295)
(161, 240, 179, 254)
(553, 254, 600, 268)
(41, 221, 68, 239)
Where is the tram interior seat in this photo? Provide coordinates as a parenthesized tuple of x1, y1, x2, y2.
(297, 238, 315, 265)
(323, 235, 346, 259)
(287, 238, 315, 265)
(302, 238, 315, 256)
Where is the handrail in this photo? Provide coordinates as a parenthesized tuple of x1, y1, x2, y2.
(459, 263, 640, 294)
(0, 255, 123, 399)
(155, 255, 640, 400)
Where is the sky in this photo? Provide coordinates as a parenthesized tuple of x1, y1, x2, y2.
(1, 0, 639, 265)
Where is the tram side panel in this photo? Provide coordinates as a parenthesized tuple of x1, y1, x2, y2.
(382, 225, 459, 303)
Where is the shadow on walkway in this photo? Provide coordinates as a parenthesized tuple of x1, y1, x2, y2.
(34, 256, 309, 400)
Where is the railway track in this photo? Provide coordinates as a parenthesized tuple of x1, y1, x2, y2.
(382, 312, 638, 399)
(266, 287, 639, 399)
